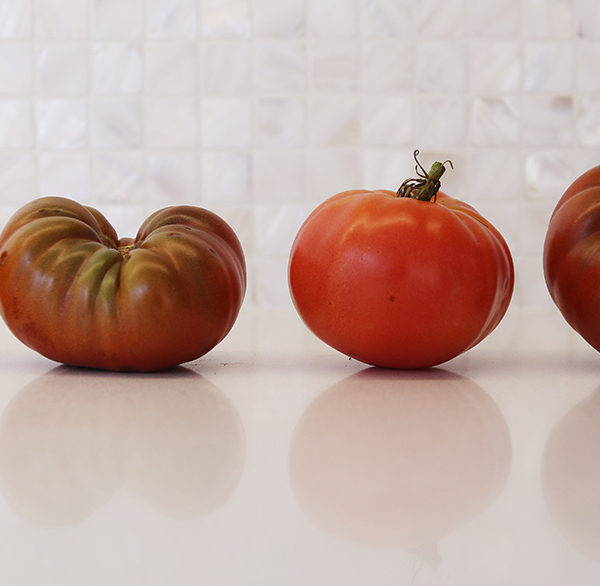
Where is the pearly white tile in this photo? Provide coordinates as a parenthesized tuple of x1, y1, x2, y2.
(252, 257, 295, 306)
(146, 0, 197, 39)
(524, 42, 573, 92)
(469, 149, 523, 200)
(36, 43, 89, 95)
(0, 0, 31, 38)
(469, 0, 520, 36)
(361, 97, 413, 146)
(144, 97, 197, 148)
(576, 41, 600, 91)
(144, 41, 197, 94)
(201, 98, 251, 148)
(201, 151, 251, 202)
(0, 152, 36, 201)
(253, 150, 305, 202)
(309, 0, 358, 37)
(522, 96, 573, 145)
(471, 97, 520, 145)
(40, 152, 91, 197)
(470, 41, 520, 92)
(254, 204, 307, 257)
(254, 0, 305, 37)
(91, 98, 142, 148)
(577, 0, 600, 38)
(92, 151, 144, 202)
(520, 202, 555, 254)
(362, 41, 414, 92)
(36, 0, 88, 39)
(417, 0, 466, 37)
(146, 152, 197, 203)
(310, 40, 359, 92)
(0, 43, 32, 94)
(306, 149, 361, 201)
(0, 100, 33, 148)
(92, 0, 142, 39)
(255, 41, 307, 93)
(92, 43, 142, 94)
(416, 97, 467, 147)
(202, 41, 251, 95)
(362, 148, 414, 189)
(255, 98, 306, 147)
(416, 42, 468, 92)
(36, 99, 87, 150)
(525, 150, 575, 198)
(363, 0, 413, 38)
(201, 0, 251, 39)
(522, 0, 574, 38)
(309, 95, 360, 147)
(577, 96, 600, 145)
(514, 255, 554, 309)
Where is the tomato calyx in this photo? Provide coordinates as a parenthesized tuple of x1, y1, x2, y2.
(396, 149, 453, 203)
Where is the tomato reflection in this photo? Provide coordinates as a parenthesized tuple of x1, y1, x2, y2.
(290, 368, 512, 550)
(0, 366, 245, 526)
(543, 387, 600, 561)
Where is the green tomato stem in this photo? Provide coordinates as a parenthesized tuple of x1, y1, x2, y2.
(396, 150, 453, 202)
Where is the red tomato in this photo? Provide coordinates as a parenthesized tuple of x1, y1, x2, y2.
(289, 153, 514, 368)
(544, 165, 600, 352)
(0, 197, 246, 371)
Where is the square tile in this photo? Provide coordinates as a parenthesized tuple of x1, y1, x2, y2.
(576, 41, 600, 91)
(524, 42, 573, 92)
(522, 0, 574, 38)
(92, 151, 144, 202)
(255, 97, 306, 147)
(201, 98, 251, 148)
(417, 0, 466, 37)
(253, 150, 305, 202)
(416, 97, 467, 147)
(0, 99, 33, 148)
(201, 151, 251, 203)
(0, 152, 36, 201)
(310, 40, 359, 92)
(0, 0, 32, 38)
(363, 0, 413, 38)
(521, 96, 573, 145)
(144, 97, 197, 148)
(201, 0, 251, 39)
(470, 41, 520, 92)
(469, 0, 520, 36)
(361, 97, 413, 146)
(201, 41, 251, 95)
(145, 0, 197, 39)
(146, 152, 197, 203)
(36, 99, 87, 150)
(470, 97, 520, 145)
(36, 43, 89, 95)
(362, 41, 414, 92)
(309, 0, 358, 37)
(306, 149, 361, 201)
(91, 98, 142, 148)
(255, 40, 307, 93)
(416, 42, 468, 92)
(92, 0, 142, 39)
(309, 95, 360, 147)
(92, 43, 143, 94)
(40, 152, 91, 197)
(144, 41, 197, 94)
(254, 0, 305, 37)
(0, 43, 32, 94)
(35, 0, 87, 39)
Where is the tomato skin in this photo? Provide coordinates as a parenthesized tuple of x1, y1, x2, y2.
(0, 197, 246, 371)
(289, 189, 514, 368)
(544, 166, 600, 352)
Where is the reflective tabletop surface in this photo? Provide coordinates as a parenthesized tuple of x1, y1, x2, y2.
(0, 306, 599, 585)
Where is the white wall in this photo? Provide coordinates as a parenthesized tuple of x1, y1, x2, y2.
(0, 0, 597, 308)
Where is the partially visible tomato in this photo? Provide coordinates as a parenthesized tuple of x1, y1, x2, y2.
(544, 165, 600, 352)
(288, 152, 514, 368)
(0, 197, 246, 371)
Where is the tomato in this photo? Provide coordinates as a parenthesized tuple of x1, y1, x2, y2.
(288, 152, 514, 368)
(0, 197, 246, 371)
(544, 165, 600, 352)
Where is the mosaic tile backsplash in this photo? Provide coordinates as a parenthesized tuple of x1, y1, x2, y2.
(0, 0, 598, 308)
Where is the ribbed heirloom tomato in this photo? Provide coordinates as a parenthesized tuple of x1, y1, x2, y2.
(0, 197, 246, 371)
(544, 165, 600, 352)
(289, 152, 514, 368)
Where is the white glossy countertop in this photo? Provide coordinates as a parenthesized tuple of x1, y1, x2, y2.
(0, 305, 599, 585)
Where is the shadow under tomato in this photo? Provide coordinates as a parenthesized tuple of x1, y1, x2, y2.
(542, 385, 600, 562)
(0, 365, 245, 527)
(289, 367, 512, 555)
